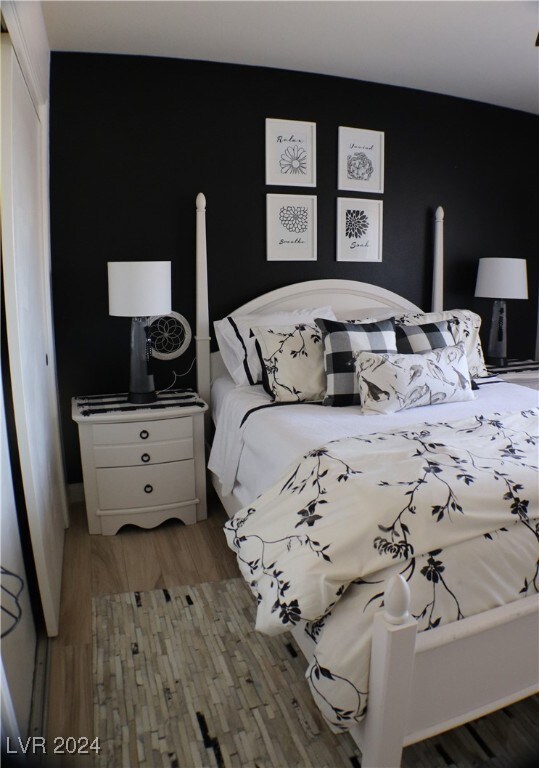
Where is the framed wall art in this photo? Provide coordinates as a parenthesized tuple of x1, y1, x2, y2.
(267, 194, 317, 261)
(265, 118, 316, 187)
(336, 198, 383, 262)
(338, 126, 384, 193)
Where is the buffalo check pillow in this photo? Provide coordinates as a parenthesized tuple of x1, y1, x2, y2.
(396, 319, 455, 354)
(395, 309, 487, 378)
(315, 317, 397, 406)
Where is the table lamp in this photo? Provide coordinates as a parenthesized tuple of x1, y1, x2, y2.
(108, 261, 171, 403)
(475, 257, 528, 367)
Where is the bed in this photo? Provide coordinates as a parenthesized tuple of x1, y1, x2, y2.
(194, 194, 539, 767)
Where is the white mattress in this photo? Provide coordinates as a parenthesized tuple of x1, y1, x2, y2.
(208, 374, 538, 508)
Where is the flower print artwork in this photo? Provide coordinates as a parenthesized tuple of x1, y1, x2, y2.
(338, 126, 384, 192)
(266, 118, 316, 186)
(347, 152, 374, 182)
(279, 205, 308, 234)
(345, 209, 369, 239)
(267, 194, 317, 261)
(280, 146, 308, 176)
(337, 198, 382, 262)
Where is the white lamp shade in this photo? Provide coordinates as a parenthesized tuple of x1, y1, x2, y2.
(108, 261, 171, 316)
(475, 257, 528, 300)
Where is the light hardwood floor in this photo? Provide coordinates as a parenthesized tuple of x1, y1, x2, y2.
(46, 491, 240, 747)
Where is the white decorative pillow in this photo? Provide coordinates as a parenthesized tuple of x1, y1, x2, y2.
(395, 310, 487, 378)
(355, 342, 476, 414)
(253, 323, 326, 403)
(214, 307, 336, 386)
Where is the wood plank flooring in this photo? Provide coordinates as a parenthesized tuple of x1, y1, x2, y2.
(46, 491, 240, 749)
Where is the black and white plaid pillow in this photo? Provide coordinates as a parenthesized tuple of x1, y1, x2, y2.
(315, 317, 397, 406)
(396, 320, 455, 354)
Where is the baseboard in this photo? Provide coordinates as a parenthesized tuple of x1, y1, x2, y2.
(29, 630, 49, 744)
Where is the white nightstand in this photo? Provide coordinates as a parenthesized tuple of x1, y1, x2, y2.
(72, 390, 208, 535)
(486, 360, 539, 391)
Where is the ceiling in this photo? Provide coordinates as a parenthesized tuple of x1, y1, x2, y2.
(42, 1, 539, 114)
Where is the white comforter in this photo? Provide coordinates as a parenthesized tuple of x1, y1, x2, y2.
(209, 375, 538, 501)
(224, 407, 539, 731)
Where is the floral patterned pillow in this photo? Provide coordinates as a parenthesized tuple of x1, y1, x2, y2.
(355, 342, 476, 414)
(253, 323, 326, 403)
(214, 306, 336, 386)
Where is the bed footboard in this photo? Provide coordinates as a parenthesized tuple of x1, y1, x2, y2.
(359, 578, 539, 768)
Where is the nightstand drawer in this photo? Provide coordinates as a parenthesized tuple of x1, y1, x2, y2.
(94, 438, 193, 468)
(92, 417, 192, 446)
(96, 460, 195, 510)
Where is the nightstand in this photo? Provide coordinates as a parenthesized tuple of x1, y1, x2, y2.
(72, 390, 208, 535)
(486, 360, 539, 391)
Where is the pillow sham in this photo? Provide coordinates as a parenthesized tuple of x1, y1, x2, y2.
(395, 309, 487, 378)
(396, 319, 455, 354)
(214, 306, 336, 386)
(355, 342, 476, 414)
(315, 317, 397, 407)
(253, 323, 325, 403)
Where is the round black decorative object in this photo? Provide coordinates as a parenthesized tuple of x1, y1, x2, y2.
(148, 312, 192, 360)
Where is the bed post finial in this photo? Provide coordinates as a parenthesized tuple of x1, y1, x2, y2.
(385, 574, 411, 625)
(432, 206, 445, 313)
(361, 573, 417, 767)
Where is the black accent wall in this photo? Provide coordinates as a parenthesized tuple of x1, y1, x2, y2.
(49, 53, 538, 483)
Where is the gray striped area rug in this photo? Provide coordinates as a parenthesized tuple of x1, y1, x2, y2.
(93, 578, 538, 768)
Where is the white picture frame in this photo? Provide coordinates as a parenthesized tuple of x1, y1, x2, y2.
(267, 194, 317, 261)
(336, 198, 383, 262)
(265, 118, 316, 187)
(338, 126, 384, 193)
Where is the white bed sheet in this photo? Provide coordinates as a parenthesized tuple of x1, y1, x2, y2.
(208, 374, 538, 506)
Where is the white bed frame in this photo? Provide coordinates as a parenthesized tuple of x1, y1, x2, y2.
(194, 193, 539, 767)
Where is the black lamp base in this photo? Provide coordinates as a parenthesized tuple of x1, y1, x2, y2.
(128, 390, 158, 404)
(128, 317, 156, 404)
(487, 356, 507, 368)
(487, 299, 507, 366)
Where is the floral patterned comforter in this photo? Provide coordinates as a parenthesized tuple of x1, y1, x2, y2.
(224, 409, 539, 731)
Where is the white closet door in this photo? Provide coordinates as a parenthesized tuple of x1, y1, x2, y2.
(1, 37, 66, 637)
(1, 380, 37, 736)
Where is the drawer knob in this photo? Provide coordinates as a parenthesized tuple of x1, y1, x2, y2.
(144, 484, 153, 494)
(140, 429, 149, 440)
(141, 453, 151, 463)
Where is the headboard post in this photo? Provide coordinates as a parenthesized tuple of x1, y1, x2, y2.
(195, 192, 211, 424)
(432, 206, 445, 312)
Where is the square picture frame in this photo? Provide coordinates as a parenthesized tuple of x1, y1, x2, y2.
(338, 126, 384, 193)
(267, 194, 317, 261)
(336, 197, 383, 262)
(265, 118, 316, 187)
